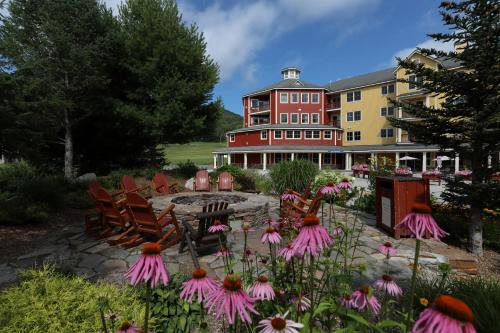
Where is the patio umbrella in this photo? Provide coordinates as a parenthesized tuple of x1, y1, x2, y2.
(398, 156, 419, 169)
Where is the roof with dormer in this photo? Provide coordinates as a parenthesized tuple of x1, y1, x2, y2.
(243, 79, 326, 97)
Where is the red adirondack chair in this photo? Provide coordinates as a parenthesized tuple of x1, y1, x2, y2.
(286, 188, 324, 218)
(217, 171, 233, 192)
(93, 187, 136, 244)
(194, 170, 210, 192)
(86, 181, 125, 237)
(125, 192, 182, 250)
(121, 175, 150, 196)
(151, 173, 179, 196)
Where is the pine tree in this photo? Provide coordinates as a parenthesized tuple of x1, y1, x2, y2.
(390, 0, 500, 255)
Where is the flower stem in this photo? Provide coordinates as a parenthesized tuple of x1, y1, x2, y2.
(406, 239, 421, 329)
(99, 308, 108, 333)
(143, 283, 151, 333)
(309, 254, 315, 333)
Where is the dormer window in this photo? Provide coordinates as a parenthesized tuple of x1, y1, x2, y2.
(281, 67, 301, 80)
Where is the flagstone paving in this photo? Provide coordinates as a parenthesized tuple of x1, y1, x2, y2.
(0, 195, 477, 288)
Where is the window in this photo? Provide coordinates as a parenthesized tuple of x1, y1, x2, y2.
(301, 93, 309, 103)
(347, 90, 361, 102)
(274, 130, 282, 139)
(229, 134, 235, 142)
(311, 113, 320, 124)
(324, 153, 332, 164)
(305, 130, 320, 139)
(347, 111, 361, 121)
(311, 93, 320, 104)
(250, 99, 259, 108)
(381, 84, 395, 95)
(280, 93, 288, 103)
(346, 132, 353, 141)
(301, 113, 309, 124)
(324, 130, 332, 139)
(260, 131, 267, 140)
(286, 130, 301, 139)
(291, 113, 299, 124)
(380, 106, 395, 117)
(347, 131, 361, 141)
(280, 113, 288, 124)
(291, 93, 299, 103)
(408, 75, 421, 90)
(381, 128, 394, 138)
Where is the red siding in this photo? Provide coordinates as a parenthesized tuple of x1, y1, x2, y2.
(228, 130, 269, 147)
(243, 97, 249, 127)
(275, 90, 325, 125)
(229, 129, 343, 147)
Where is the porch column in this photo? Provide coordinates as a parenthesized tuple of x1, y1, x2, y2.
(318, 153, 322, 170)
(488, 154, 492, 168)
(397, 107, 403, 142)
(227, 153, 231, 165)
(422, 152, 427, 172)
(263, 153, 267, 171)
(395, 152, 400, 167)
(455, 153, 460, 171)
(243, 153, 248, 170)
(291, 153, 295, 161)
(213, 154, 217, 169)
(345, 153, 351, 171)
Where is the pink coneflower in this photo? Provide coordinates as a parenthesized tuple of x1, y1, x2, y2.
(321, 182, 339, 195)
(374, 275, 403, 297)
(124, 243, 169, 288)
(338, 294, 355, 309)
(208, 220, 228, 233)
(180, 268, 219, 304)
(258, 313, 304, 333)
(291, 214, 332, 256)
(115, 321, 143, 333)
(205, 274, 258, 324)
(395, 204, 448, 240)
(249, 276, 275, 301)
(336, 178, 353, 190)
(215, 247, 232, 258)
(281, 189, 297, 202)
(290, 295, 311, 312)
(241, 222, 255, 232)
(263, 218, 280, 229)
(278, 243, 297, 262)
(411, 295, 476, 333)
(332, 226, 344, 236)
(352, 285, 381, 314)
(378, 241, 397, 256)
(261, 226, 282, 244)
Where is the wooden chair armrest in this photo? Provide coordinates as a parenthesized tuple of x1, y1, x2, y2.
(112, 190, 124, 197)
(291, 190, 302, 197)
(116, 198, 127, 206)
(158, 204, 175, 220)
(289, 204, 306, 214)
(182, 220, 199, 239)
(296, 197, 310, 205)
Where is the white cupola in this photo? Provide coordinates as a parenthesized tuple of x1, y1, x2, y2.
(281, 67, 301, 80)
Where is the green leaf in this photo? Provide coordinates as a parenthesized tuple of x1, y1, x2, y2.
(346, 313, 371, 327)
(375, 320, 406, 330)
(313, 301, 334, 317)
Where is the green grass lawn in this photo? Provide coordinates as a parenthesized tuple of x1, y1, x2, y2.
(161, 141, 226, 165)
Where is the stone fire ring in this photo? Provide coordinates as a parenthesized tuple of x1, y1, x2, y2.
(151, 191, 273, 227)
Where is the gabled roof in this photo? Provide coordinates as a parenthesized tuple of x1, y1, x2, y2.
(243, 79, 325, 97)
(227, 124, 340, 134)
(324, 68, 397, 93)
(435, 56, 462, 69)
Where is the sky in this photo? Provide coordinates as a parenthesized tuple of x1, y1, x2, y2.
(103, 1, 454, 115)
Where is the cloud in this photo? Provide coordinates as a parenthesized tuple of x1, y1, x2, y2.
(179, 0, 380, 81)
(389, 39, 455, 67)
(242, 62, 259, 85)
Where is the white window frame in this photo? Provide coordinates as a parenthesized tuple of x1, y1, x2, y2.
(290, 113, 299, 124)
(312, 130, 320, 139)
(337, 131, 342, 140)
(347, 111, 361, 122)
(301, 113, 309, 124)
(290, 93, 299, 104)
(250, 99, 259, 108)
(229, 134, 235, 142)
(311, 93, 320, 104)
(354, 131, 361, 141)
(260, 130, 267, 140)
(274, 130, 282, 139)
(324, 130, 332, 139)
(381, 128, 394, 138)
(311, 113, 320, 124)
(381, 84, 395, 95)
(301, 93, 309, 104)
(280, 92, 288, 103)
(347, 90, 361, 102)
(305, 130, 313, 139)
(346, 131, 353, 141)
(381, 106, 395, 117)
(408, 75, 417, 90)
(280, 113, 288, 124)
(285, 130, 301, 140)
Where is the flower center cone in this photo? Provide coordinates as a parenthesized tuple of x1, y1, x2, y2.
(271, 317, 286, 330)
(434, 295, 474, 323)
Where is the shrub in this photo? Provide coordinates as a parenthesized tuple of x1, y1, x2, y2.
(100, 167, 159, 190)
(368, 156, 395, 192)
(269, 159, 319, 194)
(151, 273, 202, 333)
(312, 170, 342, 192)
(172, 160, 199, 180)
(0, 265, 144, 333)
(213, 164, 245, 178)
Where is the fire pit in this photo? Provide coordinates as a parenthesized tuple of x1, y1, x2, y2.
(151, 191, 276, 227)
(171, 193, 248, 206)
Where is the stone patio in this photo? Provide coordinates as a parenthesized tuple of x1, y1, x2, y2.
(0, 193, 478, 288)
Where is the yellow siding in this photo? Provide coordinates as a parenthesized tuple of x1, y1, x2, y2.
(341, 83, 397, 146)
(396, 53, 439, 97)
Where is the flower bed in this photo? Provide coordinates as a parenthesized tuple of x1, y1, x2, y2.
(422, 169, 442, 185)
(394, 167, 413, 176)
(352, 163, 369, 178)
(455, 170, 472, 180)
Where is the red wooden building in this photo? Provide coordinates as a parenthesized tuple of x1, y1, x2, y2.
(213, 67, 345, 170)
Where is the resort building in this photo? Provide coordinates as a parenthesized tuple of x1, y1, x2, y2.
(213, 51, 463, 172)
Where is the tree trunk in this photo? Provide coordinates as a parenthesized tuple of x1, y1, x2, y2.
(64, 109, 73, 179)
(468, 205, 483, 256)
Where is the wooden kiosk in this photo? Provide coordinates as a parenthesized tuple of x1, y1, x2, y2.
(375, 176, 430, 239)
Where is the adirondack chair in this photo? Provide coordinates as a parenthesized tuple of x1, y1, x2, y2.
(93, 187, 136, 244)
(121, 175, 150, 197)
(279, 184, 311, 218)
(85, 181, 105, 236)
(285, 188, 324, 218)
(179, 202, 233, 255)
(217, 171, 233, 192)
(124, 192, 182, 250)
(194, 170, 210, 192)
(151, 173, 179, 196)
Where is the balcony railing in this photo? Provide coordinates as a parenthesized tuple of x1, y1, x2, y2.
(328, 120, 341, 128)
(326, 101, 341, 110)
(250, 118, 270, 126)
(250, 102, 270, 113)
